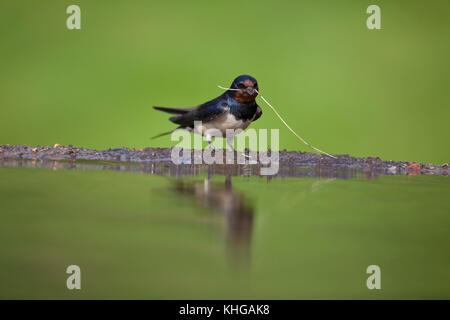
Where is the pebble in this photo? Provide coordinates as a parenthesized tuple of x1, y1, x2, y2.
(387, 166, 397, 173)
(406, 163, 421, 170)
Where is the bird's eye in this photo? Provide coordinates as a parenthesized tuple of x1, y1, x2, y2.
(238, 83, 245, 89)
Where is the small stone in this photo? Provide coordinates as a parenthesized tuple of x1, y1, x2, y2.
(54, 144, 62, 148)
(32, 148, 38, 152)
(387, 166, 397, 173)
(406, 163, 420, 170)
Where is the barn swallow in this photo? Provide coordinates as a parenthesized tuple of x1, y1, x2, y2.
(153, 75, 262, 150)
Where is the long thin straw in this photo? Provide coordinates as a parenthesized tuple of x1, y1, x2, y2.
(218, 85, 337, 159)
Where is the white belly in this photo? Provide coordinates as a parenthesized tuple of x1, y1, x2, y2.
(193, 112, 251, 137)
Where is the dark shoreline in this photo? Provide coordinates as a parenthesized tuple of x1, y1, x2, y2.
(0, 144, 448, 178)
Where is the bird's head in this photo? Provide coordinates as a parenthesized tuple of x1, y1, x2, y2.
(229, 75, 259, 103)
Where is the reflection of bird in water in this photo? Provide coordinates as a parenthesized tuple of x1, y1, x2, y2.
(172, 175, 253, 267)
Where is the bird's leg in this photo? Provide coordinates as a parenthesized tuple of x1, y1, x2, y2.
(227, 136, 252, 159)
(206, 134, 215, 150)
(226, 136, 235, 152)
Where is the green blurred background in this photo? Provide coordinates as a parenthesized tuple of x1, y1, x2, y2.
(1, 0, 449, 163)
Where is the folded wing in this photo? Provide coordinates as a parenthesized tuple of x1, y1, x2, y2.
(164, 97, 229, 128)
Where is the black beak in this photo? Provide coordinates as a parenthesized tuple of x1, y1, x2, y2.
(245, 87, 256, 95)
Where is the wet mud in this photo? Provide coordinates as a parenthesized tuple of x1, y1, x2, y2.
(0, 144, 448, 178)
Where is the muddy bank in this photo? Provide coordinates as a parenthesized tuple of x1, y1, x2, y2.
(0, 144, 448, 178)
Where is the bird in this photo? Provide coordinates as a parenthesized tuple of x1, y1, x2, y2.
(153, 75, 262, 151)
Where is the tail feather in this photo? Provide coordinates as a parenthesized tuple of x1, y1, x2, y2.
(150, 127, 184, 140)
(153, 106, 193, 115)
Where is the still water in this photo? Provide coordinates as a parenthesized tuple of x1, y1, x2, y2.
(0, 160, 449, 299)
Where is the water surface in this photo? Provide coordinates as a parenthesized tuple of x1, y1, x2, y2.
(0, 161, 449, 299)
